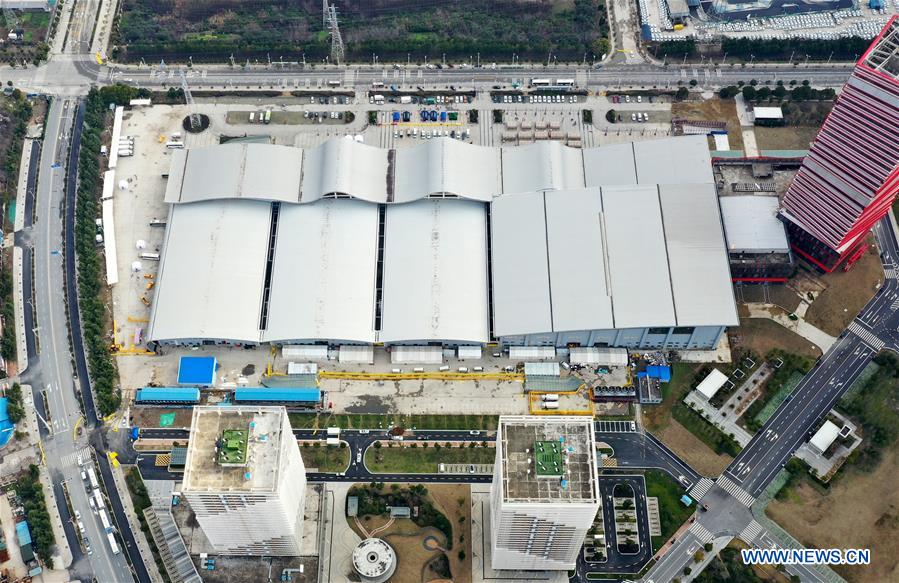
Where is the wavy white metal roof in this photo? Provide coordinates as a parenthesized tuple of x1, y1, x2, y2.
(393, 138, 501, 202)
(501, 141, 585, 194)
(263, 199, 379, 344)
(301, 138, 389, 202)
(583, 142, 637, 186)
(149, 200, 271, 343)
(379, 199, 489, 344)
(164, 144, 304, 204)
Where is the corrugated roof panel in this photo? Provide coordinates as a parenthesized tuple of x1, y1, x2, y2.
(719, 195, 790, 253)
(136, 387, 200, 402)
(263, 199, 378, 343)
(393, 138, 501, 202)
(301, 138, 389, 202)
(582, 143, 637, 186)
(633, 135, 713, 185)
(490, 192, 553, 337)
(241, 145, 303, 202)
(179, 146, 242, 201)
(148, 200, 271, 343)
(659, 183, 738, 327)
(380, 199, 489, 343)
(601, 185, 676, 328)
(501, 142, 584, 194)
(544, 188, 614, 332)
(233, 387, 322, 402)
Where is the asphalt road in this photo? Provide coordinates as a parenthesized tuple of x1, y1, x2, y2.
(644, 216, 899, 583)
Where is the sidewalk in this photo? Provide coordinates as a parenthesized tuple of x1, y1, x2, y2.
(110, 464, 165, 583)
(734, 94, 759, 157)
(14, 138, 34, 233)
(13, 246, 28, 374)
(744, 303, 836, 352)
(39, 465, 73, 569)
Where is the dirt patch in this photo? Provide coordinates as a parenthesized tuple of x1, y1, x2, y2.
(427, 484, 472, 583)
(804, 244, 883, 336)
(653, 420, 733, 476)
(766, 447, 899, 583)
(671, 98, 744, 151)
(131, 406, 194, 429)
(730, 318, 822, 361)
(753, 126, 820, 151)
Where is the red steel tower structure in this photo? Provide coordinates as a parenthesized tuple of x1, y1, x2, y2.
(779, 16, 899, 272)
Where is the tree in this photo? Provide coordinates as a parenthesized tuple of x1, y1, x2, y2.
(582, 109, 593, 124)
(704, 543, 713, 552)
(605, 108, 617, 123)
(741, 85, 757, 101)
(591, 38, 611, 59)
(688, 79, 698, 87)
(675, 86, 689, 101)
(718, 86, 739, 99)
(756, 86, 771, 101)
(694, 550, 705, 562)
(773, 85, 787, 99)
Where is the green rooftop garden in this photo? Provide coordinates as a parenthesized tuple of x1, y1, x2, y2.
(218, 428, 249, 465)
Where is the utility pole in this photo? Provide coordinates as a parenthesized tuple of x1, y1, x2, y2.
(327, 4, 344, 66)
(180, 71, 201, 131)
(322, 0, 329, 28)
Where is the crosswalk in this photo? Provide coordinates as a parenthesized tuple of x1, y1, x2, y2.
(891, 297, 899, 310)
(689, 477, 714, 501)
(60, 446, 92, 469)
(717, 476, 756, 507)
(885, 267, 897, 279)
(847, 320, 885, 351)
(689, 522, 715, 544)
(739, 520, 764, 543)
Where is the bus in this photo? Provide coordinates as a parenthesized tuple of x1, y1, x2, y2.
(327, 80, 341, 87)
(530, 78, 551, 87)
(99, 509, 113, 533)
(555, 78, 575, 87)
(86, 468, 99, 490)
(326, 427, 341, 436)
(371, 81, 385, 88)
(93, 489, 105, 511)
(107, 532, 120, 555)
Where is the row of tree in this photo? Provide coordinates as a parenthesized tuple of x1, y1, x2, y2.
(650, 35, 871, 62)
(0, 90, 32, 365)
(4, 382, 24, 423)
(74, 89, 123, 416)
(719, 80, 836, 103)
(16, 464, 56, 567)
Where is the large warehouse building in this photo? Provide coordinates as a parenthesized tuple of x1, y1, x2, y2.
(148, 135, 738, 350)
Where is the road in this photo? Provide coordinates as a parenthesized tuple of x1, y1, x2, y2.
(643, 216, 899, 583)
(19, 96, 130, 582)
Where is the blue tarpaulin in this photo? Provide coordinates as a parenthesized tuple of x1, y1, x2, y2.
(0, 397, 13, 447)
(234, 387, 321, 403)
(16, 522, 31, 546)
(177, 356, 217, 386)
(136, 387, 200, 403)
(646, 365, 672, 382)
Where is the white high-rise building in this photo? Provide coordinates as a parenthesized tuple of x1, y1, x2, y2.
(490, 416, 600, 571)
(181, 406, 306, 556)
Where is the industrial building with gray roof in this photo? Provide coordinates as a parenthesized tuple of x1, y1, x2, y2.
(148, 135, 737, 350)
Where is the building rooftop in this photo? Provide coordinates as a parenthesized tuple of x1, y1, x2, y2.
(862, 16, 899, 79)
(498, 416, 598, 503)
(182, 406, 290, 493)
(720, 196, 790, 254)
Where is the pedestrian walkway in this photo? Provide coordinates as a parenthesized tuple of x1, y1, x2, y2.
(744, 303, 837, 352)
(847, 320, 885, 351)
(689, 477, 714, 500)
(717, 476, 756, 507)
(689, 522, 715, 545)
(59, 446, 92, 469)
(885, 266, 897, 279)
(739, 520, 763, 543)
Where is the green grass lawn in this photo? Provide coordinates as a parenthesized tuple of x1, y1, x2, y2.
(365, 444, 495, 473)
(299, 445, 350, 472)
(290, 413, 499, 431)
(644, 470, 694, 552)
